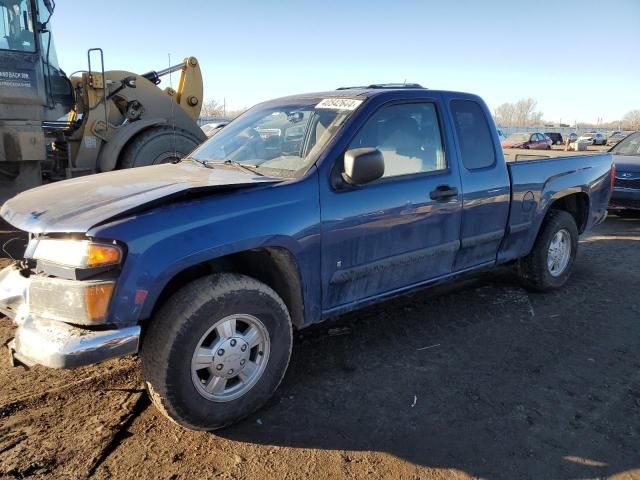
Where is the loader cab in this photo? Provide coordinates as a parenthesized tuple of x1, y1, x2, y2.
(0, 0, 73, 118)
(0, 0, 36, 51)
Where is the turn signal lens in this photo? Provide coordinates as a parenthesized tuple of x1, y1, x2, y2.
(85, 283, 115, 322)
(86, 244, 122, 268)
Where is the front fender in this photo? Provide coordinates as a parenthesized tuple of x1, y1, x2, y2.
(137, 234, 304, 321)
(87, 174, 322, 327)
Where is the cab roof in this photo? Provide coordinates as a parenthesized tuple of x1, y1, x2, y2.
(265, 84, 478, 105)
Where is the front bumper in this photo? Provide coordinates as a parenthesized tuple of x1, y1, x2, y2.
(8, 319, 140, 369)
(0, 263, 140, 369)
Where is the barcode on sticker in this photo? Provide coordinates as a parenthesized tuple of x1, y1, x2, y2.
(316, 98, 363, 110)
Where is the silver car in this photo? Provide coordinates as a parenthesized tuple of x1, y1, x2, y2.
(579, 132, 607, 145)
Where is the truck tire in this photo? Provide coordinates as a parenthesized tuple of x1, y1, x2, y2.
(118, 126, 200, 169)
(141, 273, 293, 431)
(517, 210, 579, 291)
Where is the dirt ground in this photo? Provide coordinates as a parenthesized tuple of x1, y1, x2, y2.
(0, 215, 639, 480)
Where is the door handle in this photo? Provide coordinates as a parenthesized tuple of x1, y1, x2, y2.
(430, 185, 458, 201)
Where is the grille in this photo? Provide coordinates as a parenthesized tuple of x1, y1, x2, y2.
(614, 177, 640, 190)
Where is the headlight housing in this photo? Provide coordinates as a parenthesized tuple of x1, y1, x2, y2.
(28, 276, 115, 325)
(32, 239, 122, 269)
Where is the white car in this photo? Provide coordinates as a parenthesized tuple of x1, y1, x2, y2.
(201, 120, 231, 138)
(578, 132, 607, 146)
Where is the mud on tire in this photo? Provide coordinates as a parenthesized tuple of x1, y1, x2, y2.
(141, 273, 293, 431)
(517, 209, 579, 291)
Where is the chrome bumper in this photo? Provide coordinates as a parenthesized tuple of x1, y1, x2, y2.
(0, 263, 140, 369)
(9, 319, 140, 369)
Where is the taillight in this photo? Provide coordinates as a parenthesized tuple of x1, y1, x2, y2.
(609, 163, 616, 198)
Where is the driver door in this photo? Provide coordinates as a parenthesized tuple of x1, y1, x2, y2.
(319, 100, 462, 311)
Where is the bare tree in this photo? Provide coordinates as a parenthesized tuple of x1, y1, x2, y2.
(514, 98, 543, 127)
(494, 103, 515, 126)
(200, 99, 224, 118)
(622, 110, 640, 131)
(225, 108, 247, 119)
(493, 98, 543, 127)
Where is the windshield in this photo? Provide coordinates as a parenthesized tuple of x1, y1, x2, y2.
(611, 132, 640, 156)
(506, 133, 530, 142)
(191, 98, 358, 177)
(0, 0, 36, 52)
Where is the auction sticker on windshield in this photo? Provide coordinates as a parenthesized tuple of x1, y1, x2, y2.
(315, 98, 363, 110)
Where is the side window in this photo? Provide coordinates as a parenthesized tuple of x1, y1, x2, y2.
(0, 0, 36, 52)
(450, 100, 496, 170)
(348, 102, 446, 179)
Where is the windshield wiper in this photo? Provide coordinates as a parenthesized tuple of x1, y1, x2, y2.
(222, 160, 265, 176)
(189, 157, 214, 168)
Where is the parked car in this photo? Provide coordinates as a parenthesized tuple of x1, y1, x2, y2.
(545, 132, 564, 145)
(0, 86, 614, 431)
(609, 131, 640, 215)
(502, 132, 552, 149)
(579, 132, 607, 145)
(607, 132, 629, 146)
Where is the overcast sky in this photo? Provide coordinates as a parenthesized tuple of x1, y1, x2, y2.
(50, 0, 639, 124)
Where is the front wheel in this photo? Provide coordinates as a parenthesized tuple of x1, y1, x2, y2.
(142, 273, 293, 430)
(517, 210, 579, 291)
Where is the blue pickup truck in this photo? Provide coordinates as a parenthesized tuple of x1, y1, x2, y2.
(0, 85, 614, 430)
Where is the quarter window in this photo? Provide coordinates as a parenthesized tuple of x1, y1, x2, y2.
(450, 100, 496, 170)
(348, 102, 446, 179)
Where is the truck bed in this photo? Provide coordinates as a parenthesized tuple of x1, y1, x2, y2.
(498, 151, 613, 263)
(503, 148, 606, 162)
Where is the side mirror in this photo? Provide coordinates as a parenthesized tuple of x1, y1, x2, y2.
(342, 148, 385, 186)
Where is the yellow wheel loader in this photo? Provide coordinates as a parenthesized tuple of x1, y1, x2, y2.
(0, 0, 206, 202)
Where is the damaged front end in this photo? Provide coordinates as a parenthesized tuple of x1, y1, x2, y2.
(0, 237, 140, 369)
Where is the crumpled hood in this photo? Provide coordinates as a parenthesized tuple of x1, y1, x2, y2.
(0, 160, 281, 234)
(613, 155, 640, 174)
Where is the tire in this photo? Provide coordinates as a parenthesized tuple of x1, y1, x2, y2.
(517, 210, 579, 291)
(142, 273, 293, 431)
(118, 126, 201, 169)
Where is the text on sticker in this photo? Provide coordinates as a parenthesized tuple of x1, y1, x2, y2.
(316, 99, 363, 111)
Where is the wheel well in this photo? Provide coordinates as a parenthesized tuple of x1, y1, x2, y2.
(150, 247, 305, 328)
(547, 192, 589, 233)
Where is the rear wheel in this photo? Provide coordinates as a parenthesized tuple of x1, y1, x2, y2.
(142, 273, 293, 431)
(118, 126, 201, 169)
(517, 210, 579, 291)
